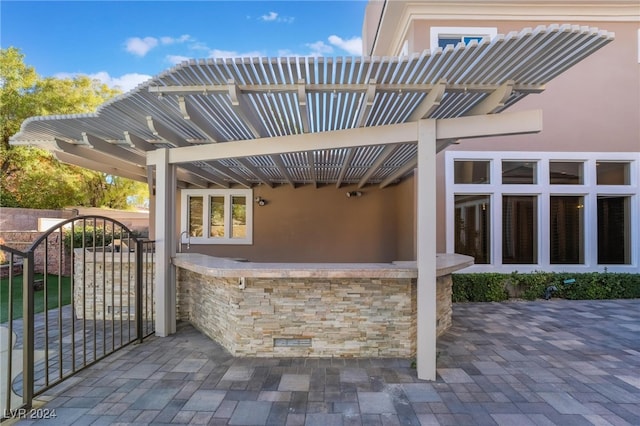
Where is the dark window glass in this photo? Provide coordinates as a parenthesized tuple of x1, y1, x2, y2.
(596, 162, 630, 185)
(454, 160, 490, 184)
(549, 162, 583, 185)
(550, 196, 584, 264)
(502, 161, 537, 184)
(598, 196, 630, 264)
(454, 195, 490, 264)
(438, 37, 462, 49)
(502, 195, 538, 264)
(439, 35, 484, 49)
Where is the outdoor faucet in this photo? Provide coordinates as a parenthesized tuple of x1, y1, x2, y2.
(178, 231, 191, 253)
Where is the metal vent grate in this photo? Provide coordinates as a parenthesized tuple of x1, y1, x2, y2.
(274, 338, 312, 347)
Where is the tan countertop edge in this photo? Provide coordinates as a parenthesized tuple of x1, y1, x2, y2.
(172, 253, 474, 279)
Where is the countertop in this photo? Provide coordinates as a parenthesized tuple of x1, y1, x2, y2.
(172, 253, 474, 279)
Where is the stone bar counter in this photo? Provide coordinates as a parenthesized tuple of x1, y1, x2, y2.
(173, 253, 473, 358)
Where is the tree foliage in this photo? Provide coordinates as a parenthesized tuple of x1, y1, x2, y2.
(0, 47, 147, 209)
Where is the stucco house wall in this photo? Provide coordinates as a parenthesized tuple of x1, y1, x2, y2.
(178, 178, 417, 263)
(360, 1, 639, 270)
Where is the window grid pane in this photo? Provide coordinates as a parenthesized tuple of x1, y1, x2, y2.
(188, 196, 203, 237)
(502, 161, 537, 184)
(454, 160, 490, 184)
(454, 195, 490, 264)
(550, 196, 584, 264)
(598, 196, 631, 264)
(209, 196, 225, 238)
(549, 162, 584, 185)
(502, 195, 538, 264)
(231, 196, 247, 239)
(596, 162, 630, 185)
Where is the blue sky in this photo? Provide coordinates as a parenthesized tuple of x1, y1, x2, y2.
(1, 1, 368, 91)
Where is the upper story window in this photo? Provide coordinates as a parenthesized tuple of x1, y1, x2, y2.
(430, 27, 497, 51)
(181, 189, 253, 245)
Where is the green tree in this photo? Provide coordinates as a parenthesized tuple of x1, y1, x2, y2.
(0, 47, 147, 209)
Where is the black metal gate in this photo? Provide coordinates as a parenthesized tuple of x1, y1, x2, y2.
(1, 216, 155, 418)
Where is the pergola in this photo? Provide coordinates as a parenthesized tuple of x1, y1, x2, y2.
(11, 24, 613, 380)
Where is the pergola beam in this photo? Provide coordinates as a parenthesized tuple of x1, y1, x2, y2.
(379, 157, 417, 189)
(271, 154, 295, 187)
(237, 158, 274, 188)
(336, 148, 356, 189)
(178, 96, 221, 142)
(158, 109, 542, 165)
(407, 79, 447, 121)
(54, 138, 145, 173)
(357, 144, 397, 189)
(464, 80, 515, 116)
(355, 79, 377, 127)
(205, 161, 253, 188)
(123, 131, 207, 188)
(180, 163, 230, 188)
(297, 80, 310, 133)
(228, 79, 265, 138)
(54, 152, 147, 182)
(82, 132, 146, 166)
(124, 131, 156, 151)
(147, 116, 191, 147)
(307, 151, 317, 187)
(148, 82, 545, 95)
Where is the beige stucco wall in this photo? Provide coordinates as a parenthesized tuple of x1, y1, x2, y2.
(180, 179, 417, 263)
(400, 19, 640, 253)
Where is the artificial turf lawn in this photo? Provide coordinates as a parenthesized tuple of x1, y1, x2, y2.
(0, 274, 72, 323)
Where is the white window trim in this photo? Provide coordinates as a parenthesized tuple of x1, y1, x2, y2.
(180, 188, 253, 245)
(430, 26, 497, 52)
(445, 151, 639, 274)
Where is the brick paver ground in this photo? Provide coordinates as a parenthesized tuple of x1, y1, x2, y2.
(12, 299, 640, 425)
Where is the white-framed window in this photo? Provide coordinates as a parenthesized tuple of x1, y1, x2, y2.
(446, 152, 639, 273)
(430, 27, 497, 52)
(180, 189, 253, 245)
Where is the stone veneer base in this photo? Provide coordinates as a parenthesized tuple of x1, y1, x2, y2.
(176, 268, 455, 358)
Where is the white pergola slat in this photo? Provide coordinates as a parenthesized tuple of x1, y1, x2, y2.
(11, 25, 613, 188)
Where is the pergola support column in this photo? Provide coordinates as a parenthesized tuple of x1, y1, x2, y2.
(152, 148, 177, 337)
(416, 119, 437, 381)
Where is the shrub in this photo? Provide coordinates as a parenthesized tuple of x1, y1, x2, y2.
(452, 271, 640, 302)
(452, 273, 509, 302)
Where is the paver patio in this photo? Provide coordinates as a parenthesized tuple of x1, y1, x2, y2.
(11, 299, 640, 425)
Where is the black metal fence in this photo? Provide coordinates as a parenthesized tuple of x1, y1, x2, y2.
(1, 216, 155, 419)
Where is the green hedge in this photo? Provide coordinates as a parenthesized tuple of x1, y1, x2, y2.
(452, 271, 640, 302)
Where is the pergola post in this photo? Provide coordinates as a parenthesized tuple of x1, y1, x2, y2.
(152, 148, 177, 337)
(416, 119, 437, 380)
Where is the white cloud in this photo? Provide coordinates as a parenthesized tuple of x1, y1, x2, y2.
(208, 49, 265, 59)
(89, 72, 152, 92)
(277, 49, 302, 57)
(259, 11, 294, 23)
(328, 35, 363, 55)
(261, 11, 278, 21)
(125, 34, 192, 57)
(54, 71, 152, 92)
(160, 34, 192, 45)
(166, 55, 191, 65)
(306, 41, 334, 57)
(125, 37, 159, 57)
